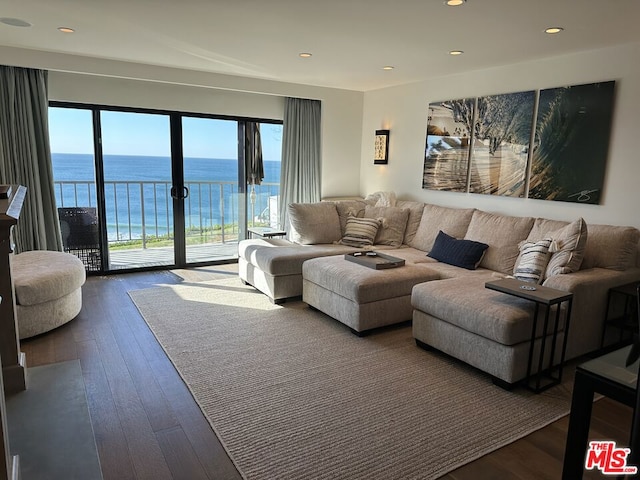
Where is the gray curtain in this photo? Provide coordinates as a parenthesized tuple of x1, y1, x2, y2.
(278, 97, 321, 231)
(0, 65, 63, 252)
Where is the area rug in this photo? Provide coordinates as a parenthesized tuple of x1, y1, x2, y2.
(129, 278, 573, 480)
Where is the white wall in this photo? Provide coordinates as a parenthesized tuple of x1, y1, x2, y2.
(0, 46, 364, 199)
(361, 42, 640, 228)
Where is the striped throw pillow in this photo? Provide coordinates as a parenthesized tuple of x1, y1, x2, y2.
(513, 238, 553, 284)
(339, 217, 381, 248)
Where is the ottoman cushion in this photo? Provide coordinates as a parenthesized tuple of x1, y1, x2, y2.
(303, 255, 439, 304)
(12, 250, 86, 306)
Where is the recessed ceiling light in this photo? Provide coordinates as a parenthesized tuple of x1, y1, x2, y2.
(445, 0, 466, 5)
(449, 50, 464, 56)
(0, 17, 32, 27)
(382, 66, 394, 71)
(545, 27, 564, 34)
(58, 26, 75, 33)
(299, 52, 312, 58)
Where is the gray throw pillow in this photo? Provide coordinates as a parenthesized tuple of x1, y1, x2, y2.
(545, 218, 588, 277)
(364, 205, 409, 247)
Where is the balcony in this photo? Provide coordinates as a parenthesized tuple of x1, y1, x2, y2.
(55, 180, 279, 270)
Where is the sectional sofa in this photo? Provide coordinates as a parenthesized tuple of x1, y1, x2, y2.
(238, 197, 640, 386)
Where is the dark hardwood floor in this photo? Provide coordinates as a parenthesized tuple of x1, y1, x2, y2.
(19, 265, 633, 479)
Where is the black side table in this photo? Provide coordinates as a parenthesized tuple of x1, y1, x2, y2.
(485, 278, 573, 392)
(562, 346, 640, 478)
(247, 227, 287, 239)
(601, 282, 640, 349)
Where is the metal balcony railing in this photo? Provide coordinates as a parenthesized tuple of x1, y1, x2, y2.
(54, 180, 280, 248)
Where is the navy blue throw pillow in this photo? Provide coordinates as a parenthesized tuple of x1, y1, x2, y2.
(427, 230, 489, 270)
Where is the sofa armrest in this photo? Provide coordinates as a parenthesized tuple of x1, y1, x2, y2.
(542, 267, 640, 358)
(543, 267, 640, 292)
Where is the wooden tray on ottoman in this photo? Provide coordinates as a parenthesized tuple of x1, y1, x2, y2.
(344, 251, 405, 270)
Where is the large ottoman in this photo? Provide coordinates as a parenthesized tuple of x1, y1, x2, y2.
(302, 255, 440, 334)
(11, 250, 86, 339)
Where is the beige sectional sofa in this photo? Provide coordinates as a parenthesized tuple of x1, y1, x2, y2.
(238, 197, 640, 386)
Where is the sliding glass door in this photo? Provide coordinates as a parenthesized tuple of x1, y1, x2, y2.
(100, 111, 174, 269)
(49, 107, 102, 271)
(49, 103, 282, 272)
(181, 117, 240, 264)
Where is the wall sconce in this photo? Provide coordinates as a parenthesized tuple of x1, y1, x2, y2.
(374, 129, 390, 165)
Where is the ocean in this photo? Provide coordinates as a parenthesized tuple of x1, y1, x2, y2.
(52, 153, 281, 241)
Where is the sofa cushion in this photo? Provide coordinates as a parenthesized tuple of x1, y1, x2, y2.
(364, 205, 409, 247)
(249, 244, 358, 276)
(339, 217, 381, 248)
(527, 218, 568, 241)
(545, 218, 587, 277)
(396, 200, 425, 245)
(335, 200, 367, 236)
(288, 202, 342, 245)
(581, 224, 640, 271)
(411, 276, 551, 346)
(303, 255, 440, 304)
(464, 210, 534, 275)
(513, 238, 553, 284)
(409, 204, 475, 252)
(427, 231, 488, 270)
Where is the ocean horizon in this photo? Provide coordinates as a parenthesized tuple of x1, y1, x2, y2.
(52, 153, 281, 241)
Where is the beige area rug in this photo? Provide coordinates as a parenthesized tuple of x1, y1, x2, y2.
(129, 277, 573, 480)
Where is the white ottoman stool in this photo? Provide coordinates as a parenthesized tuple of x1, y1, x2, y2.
(11, 250, 86, 339)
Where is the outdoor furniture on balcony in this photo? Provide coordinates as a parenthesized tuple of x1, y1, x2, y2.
(58, 207, 101, 271)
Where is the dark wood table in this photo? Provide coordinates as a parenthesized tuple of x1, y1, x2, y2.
(485, 278, 573, 392)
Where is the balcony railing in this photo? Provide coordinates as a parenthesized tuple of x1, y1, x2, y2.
(54, 180, 280, 248)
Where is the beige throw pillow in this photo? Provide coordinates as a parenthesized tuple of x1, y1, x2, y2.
(288, 202, 342, 245)
(338, 217, 381, 248)
(364, 205, 409, 247)
(545, 218, 588, 277)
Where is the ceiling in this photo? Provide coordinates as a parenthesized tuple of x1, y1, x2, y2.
(1, 0, 640, 92)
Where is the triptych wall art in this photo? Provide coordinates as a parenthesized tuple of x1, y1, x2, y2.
(422, 81, 616, 204)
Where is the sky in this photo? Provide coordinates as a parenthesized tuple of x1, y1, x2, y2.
(48, 107, 283, 161)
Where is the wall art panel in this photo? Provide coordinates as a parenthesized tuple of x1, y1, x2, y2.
(528, 81, 615, 204)
(422, 99, 474, 192)
(468, 90, 535, 197)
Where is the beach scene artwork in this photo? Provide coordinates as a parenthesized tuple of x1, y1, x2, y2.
(423, 99, 474, 192)
(528, 81, 615, 204)
(468, 90, 535, 197)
